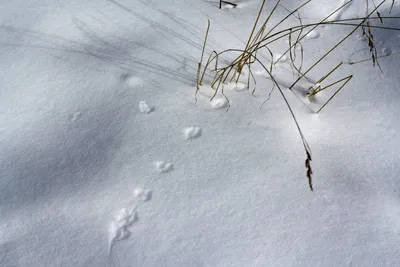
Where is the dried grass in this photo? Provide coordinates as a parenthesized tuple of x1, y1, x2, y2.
(196, 0, 400, 191)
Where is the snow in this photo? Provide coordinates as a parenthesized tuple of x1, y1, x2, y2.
(1, 0, 400, 266)
(305, 30, 321, 40)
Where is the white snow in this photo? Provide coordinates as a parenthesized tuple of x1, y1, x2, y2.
(2, 0, 400, 266)
(305, 30, 321, 40)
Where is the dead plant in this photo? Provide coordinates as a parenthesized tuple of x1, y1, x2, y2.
(196, 0, 400, 191)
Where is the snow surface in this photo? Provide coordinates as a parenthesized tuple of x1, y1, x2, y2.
(1, 0, 400, 266)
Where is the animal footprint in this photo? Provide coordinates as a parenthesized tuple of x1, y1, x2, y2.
(184, 126, 202, 140)
(139, 101, 154, 114)
(70, 111, 81, 122)
(382, 47, 392, 56)
(108, 207, 138, 255)
(211, 98, 228, 109)
(133, 187, 152, 202)
(155, 161, 173, 173)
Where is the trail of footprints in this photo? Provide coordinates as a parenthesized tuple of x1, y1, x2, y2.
(108, 29, 316, 252)
(108, 75, 204, 256)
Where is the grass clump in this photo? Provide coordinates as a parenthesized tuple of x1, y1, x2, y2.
(196, 0, 400, 191)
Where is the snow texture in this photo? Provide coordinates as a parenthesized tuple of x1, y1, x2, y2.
(2, 0, 400, 266)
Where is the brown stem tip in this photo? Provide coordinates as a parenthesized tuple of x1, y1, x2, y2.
(305, 151, 313, 191)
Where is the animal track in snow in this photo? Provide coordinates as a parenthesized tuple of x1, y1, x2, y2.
(108, 207, 138, 255)
(139, 101, 154, 114)
(305, 30, 320, 40)
(155, 160, 173, 173)
(184, 126, 202, 140)
(70, 111, 81, 122)
(133, 187, 152, 202)
(211, 97, 228, 109)
(382, 47, 392, 56)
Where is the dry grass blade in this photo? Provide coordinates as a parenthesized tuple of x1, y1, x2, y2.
(260, 83, 275, 109)
(305, 151, 313, 191)
(287, 1, 355, 90)
(272, 0, 352, 72)
(363, 20, 383, 72)
(198, 19, 210, 86)
(237, 0, 267, 76)
(265, 0, 313, 37)
(250, 55, 313, 189)
(390, 0, 396, 13)
(289, 0, 387, 92)
(316, 75, 353, 113)
(195, 19, 210, 104)
(200, 50, 218, 85)
(347, 50, 400, 64)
